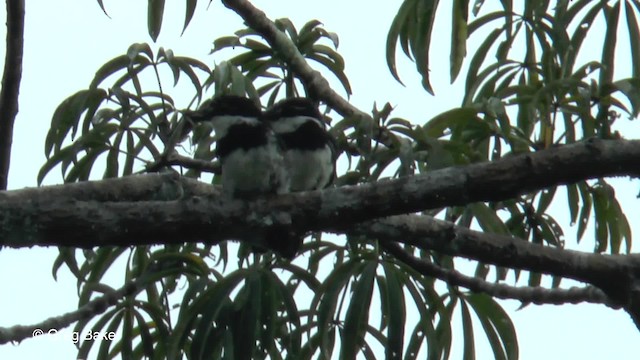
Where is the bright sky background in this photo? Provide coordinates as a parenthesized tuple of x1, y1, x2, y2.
(0, 1, 639, 359)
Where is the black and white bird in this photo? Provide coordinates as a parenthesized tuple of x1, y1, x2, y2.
(186, 95, 288, 198)
(185, 95, 302, 258)
(263, 98, 336, 192)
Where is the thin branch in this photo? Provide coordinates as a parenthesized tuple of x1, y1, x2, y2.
(0, 278, 142, 344)
(145, 153, 220, 174)
(353, 214, 638, 307)
(0, 0, 25, 190)
(220, 0, 365, 120)
(220, 0, 399, 151)
(380, 240, 617, 307)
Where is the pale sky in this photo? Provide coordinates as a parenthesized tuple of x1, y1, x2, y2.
(0, 1, 639, 359)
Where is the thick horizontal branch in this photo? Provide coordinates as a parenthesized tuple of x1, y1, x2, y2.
(1, 139, 638, 249)
(1, 172, 217, 203)
(1, 138, 639, 325)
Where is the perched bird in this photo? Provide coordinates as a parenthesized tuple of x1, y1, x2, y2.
(186, 95, 288, 198)
(263, 98, 336, 192)
(185, 95, 299, 258)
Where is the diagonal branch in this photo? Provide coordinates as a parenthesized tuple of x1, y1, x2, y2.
(0, 0, 25, 190)
(352, 214, 638, 299)
(0, 278, 142, 344)
(220, 0, 365, 120)
(380, 241, 616, 307)
(219, 0, 401, 149)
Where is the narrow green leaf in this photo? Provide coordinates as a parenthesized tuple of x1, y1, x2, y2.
(98, 307, 127, 359)
(311, 259, 363, 358)
(90, 55, 130, 89)
(600, 2, 620, 86)
(340, 262, 377, 360)
(183, 0, 197, 34)
(463, 28, 503, 105)
(104, 130, 123, 178)
(148, 0, 165, 42)
(567, 183, 579, 225)
(413, 0, 440, 94)
(382, 262, 405, 360)
(386, 0, 415, 85)
(450, 0, 469, 82)
(460, 300, 476, 360)
(77, 308, 120, 359)
(624, 2, 640, 80)
(465, 293, 518, 360)
(434, 296, 456, 360)
(592, 185, 609, 253)
(536, 187, 556, 214)
(576, 182, 592, 242)
(469, 203, 510, 235)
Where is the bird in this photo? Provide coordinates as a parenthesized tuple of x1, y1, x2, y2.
(263, 97, 336, 192)
(185, 95, 288, 198)
(185, 94, 301, 258)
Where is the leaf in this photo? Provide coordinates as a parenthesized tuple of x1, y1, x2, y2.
(566, 183, 579, 225)
(592, 185, 609, 253)
(599, 2, 620, 87)
(340, 262, 376, 360)
(612, 78, 640, 118)
(148, 0, 165, 42)
(469, 203, 510, 235)
(90, 55, 131, 89)
(412, 0, 440, 94)
(76, 308, 120, 359)
(434, 295, 456, 359)
(95, 0, 110, 17)
(183, 0, 197, 34)
(382, 262, 405, 359)
(463, 27, 504, 105)
(627, 2, 640, 80)
(460, 300, 476, 360)
(576, 181, 592, 243)
(465, 293, 518, 360)
(386, 0, 415, 85)
(450, 0, 469, 82)
(45, 89, 108, 158)
(51, 248, 81, 281)
(311, 259, 364, 358)
(423, 107, 483, 138)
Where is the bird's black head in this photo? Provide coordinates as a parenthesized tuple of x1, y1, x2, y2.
(264, 97, 322, 122)
(186, 95, 261, 122)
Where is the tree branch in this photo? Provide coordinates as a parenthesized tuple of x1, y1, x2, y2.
(2, 139, 640, 323)
(381, 241, 616, 307)
(358, 215, 640, 328)
(145, 154, 221, 174)
(1, 139, 638, 248)
(220, 0, 365, 120)
(0, 0, 25, 190)
(0, 278, 142, 344)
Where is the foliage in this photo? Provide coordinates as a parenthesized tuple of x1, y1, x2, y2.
(37, 0, 640, 359)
